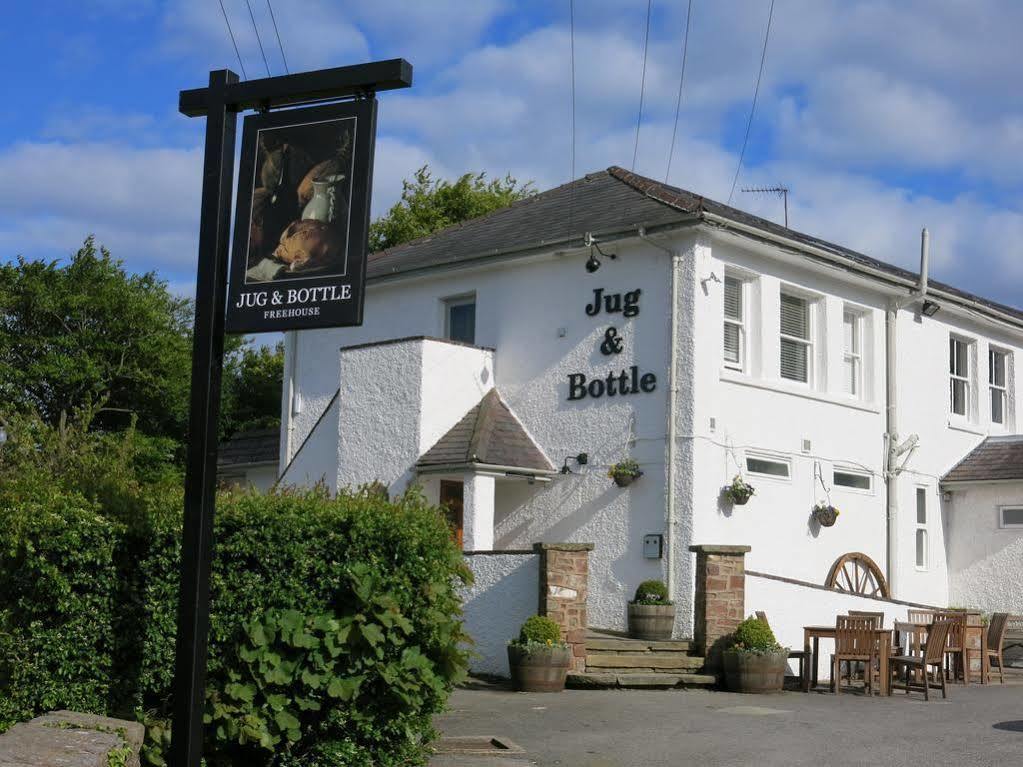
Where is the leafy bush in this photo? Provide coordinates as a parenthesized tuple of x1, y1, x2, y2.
(632, 580, 672, 606)
(0, 419, 471, 767)
(731, 617, 781, 653)
(515, 616, 562, 646)
(607, 459, 642, 480)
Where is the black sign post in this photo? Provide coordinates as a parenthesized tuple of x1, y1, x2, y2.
(171, 59, 411, 767)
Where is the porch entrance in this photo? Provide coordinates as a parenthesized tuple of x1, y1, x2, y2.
(440, 479, 464, 549)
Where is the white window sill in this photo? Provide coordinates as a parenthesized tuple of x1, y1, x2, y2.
(719, 369, 881, 414)
(947, 419, 986, 436)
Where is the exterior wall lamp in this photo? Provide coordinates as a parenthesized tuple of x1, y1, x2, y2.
(922, 300, 940, 317)
(560, 452, 589, 474)
(583, 232, 616, 273)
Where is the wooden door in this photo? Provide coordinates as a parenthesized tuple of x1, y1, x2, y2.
(439, 480, 464, 550)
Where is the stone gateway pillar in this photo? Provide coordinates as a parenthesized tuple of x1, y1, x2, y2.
(689, 544, 751, 673)
(534, 542, 594, 672)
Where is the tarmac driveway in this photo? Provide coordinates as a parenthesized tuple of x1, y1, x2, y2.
(431, 679, 1023, 767)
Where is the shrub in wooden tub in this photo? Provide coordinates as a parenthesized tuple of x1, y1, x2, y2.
(507, 616, 572, 692)
(723, 616, 789, 693)
(627, 579, 675, 640)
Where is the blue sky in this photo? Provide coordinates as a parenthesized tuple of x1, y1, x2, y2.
(1, 0, 1021, 308)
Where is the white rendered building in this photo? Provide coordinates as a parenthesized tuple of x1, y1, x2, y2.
(277, 167, 1023, 662)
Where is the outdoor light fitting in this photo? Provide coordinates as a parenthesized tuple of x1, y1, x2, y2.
(560, 452, 589, 474)
(922, 300, 940, 317)
(583, 232, 616, 273)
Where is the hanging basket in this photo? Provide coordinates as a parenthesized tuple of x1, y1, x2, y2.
(723, 476, 756, 506)
(813, 504, 840, 528)
(612, 470, 643, 488)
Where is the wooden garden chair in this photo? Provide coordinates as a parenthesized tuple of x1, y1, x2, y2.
(984, 612, 1010, 684)
(891, 618, 952, 700)
(907, 609, 935, 625)
(849, 610, 884, 628)
(755, 611, 806, 682)
(939, 611, 969, 684)
(831, 616, 879, 695)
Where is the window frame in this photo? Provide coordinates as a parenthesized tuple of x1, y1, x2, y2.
(833, 467, 873, 494)
(915, 487, 928, 571)
(949, 336, 972, 418)
(723, 275, 746, 372)
(779, 290, 814, 386)
(443, 293, 477, 345)
(744, 452, 792, 482)
(998, 505, 1023, 530)
(989, 347, 1009, 426)
(843, 309, 864, 398)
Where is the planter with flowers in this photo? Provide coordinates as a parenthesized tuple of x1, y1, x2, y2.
(627, 579, 675, 640)
(723, 616, 789, 693)
(608, 459, 643, 488)
(812, 502, 840, 528)
(507, 615, 572, 692)
(723, 475, 756, 506)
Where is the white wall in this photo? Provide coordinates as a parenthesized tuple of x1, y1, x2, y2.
(461, 551, 539, 677)
(279, 394, 339, 491)
(948, 482, 1023, 614)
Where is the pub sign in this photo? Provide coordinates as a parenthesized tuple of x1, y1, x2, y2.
(225, 99, 377, 333)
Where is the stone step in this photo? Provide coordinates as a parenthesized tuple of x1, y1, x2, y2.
(586, 653, 705, 671)
(585, 636, 693, 653)
(567, 671, 717, 689)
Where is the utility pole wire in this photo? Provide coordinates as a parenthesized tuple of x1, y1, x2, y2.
(568, 0, 577, 238)
(244, 0, 273, 77)
(631, 0, 653, 172)
(266, 0, 289, 74)
(665, 0, 693, 184)
(218, 0, 248, 80)
(727, 0, 775, 205)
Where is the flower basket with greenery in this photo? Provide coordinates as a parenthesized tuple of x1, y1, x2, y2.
(812, 501, 840, 527)
(507, 616, 571, 692)
(608, 459, 643, 487)
(627, 580, 675, 640)
(723, 475, 755, 505)
(723, 616, 790, 693)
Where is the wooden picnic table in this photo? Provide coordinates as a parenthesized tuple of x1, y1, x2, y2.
(803, 625, 893, 695)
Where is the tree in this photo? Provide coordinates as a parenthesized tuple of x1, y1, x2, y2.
(369, 166, 534, 252)
(220, 341, 284, 437)
(0, 237, 193, 440)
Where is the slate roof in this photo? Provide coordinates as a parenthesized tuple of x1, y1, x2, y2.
(368, 166, 1023, 325)
(942, 435, 1023, 483)
(218, 427, 280, 467)
(417, 389, 555, 473)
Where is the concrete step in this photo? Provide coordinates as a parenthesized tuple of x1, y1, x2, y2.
(585, 636, 693, 653)
(585, 653, 705, 671)
(567, 671, 717, 689)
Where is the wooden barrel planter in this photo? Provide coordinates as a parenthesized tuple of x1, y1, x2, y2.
(507, 645, 572, 692)
(723, 649, 787, 693)
(628, 603, 675, 641)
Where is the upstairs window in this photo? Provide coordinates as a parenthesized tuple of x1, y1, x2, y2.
(745, 453, 791, 479)
(843, 310, 863, 396)
(723, 276, 745, 371)
(780, 292, 812, 384)
(915, 487, 928, 570)
(445, 295, 476, 345)
(1000, 506, 1023, 529)
(949, 337, 971, 417)
(990, 348, 1008, 425)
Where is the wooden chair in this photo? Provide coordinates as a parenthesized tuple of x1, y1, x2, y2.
(940, 611, 969, 684)
(849, 610, 884, 628)
(907, 609, 935, 625)
(984, 613, 1010, 684)
(831, 616, 879, 695)
(891, 618, 952, 700)
(755, 611, 806, 682)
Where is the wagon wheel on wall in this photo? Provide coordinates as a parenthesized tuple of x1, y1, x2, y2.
(825, 552, 890, 599)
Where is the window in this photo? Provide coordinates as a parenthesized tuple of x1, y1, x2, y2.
(834, 468, 871, 491)
(1000, 506, 1023, 529)
(745, 454, 791, 479)
(445, 295, 476, 345)
(990, 348, 1008, 425)
(915, 488, 928, 570)
(780, 292, 812, 384)
(723, 276, 745, 371)
(843, 310, 863, 396)
(949, 337, 971, 417)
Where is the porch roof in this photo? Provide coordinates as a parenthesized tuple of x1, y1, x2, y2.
(942, 435, 1023, 483)
(417, 389, 556, 475)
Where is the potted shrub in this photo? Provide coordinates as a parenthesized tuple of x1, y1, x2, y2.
(723, 475, 755, 505)
(608, 459, 643, 487)
(812, 501, 840, 527)
(627, 580, 675, 640)
(723, 616, 789, 693)
(507, 615, 572, 692)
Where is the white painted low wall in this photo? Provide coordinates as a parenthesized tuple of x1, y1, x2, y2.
(461, 551, 539, 677)
(745, 571, 944, 679)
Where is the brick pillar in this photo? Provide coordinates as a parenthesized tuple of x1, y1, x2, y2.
(534, 542, 594, 672)
(689, 544, 751, 673)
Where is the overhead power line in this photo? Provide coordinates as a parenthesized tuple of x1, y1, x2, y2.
(218, 0, 248, 80)
(632, 0, 653, 172)
(244, 0, 273, 76)
(568, 0, 577, 237)
(727, 0, 776, 205)
(665, 0, 693, 184)
(266, 0, 289, 74)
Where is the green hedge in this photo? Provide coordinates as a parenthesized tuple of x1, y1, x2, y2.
(0, 484, 471, 767)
